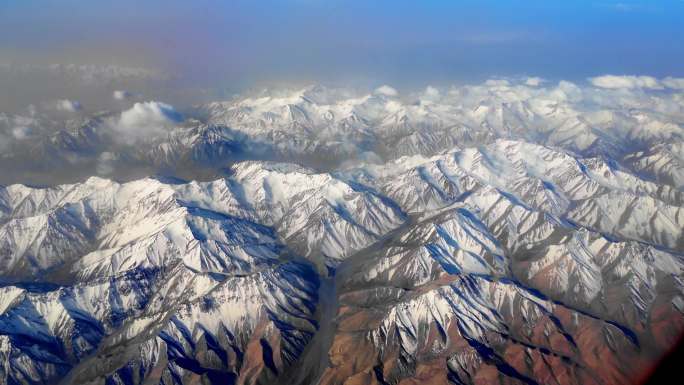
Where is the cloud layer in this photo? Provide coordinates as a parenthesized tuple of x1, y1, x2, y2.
(1, 75, 682, 186)
(589, 75, 684, 90)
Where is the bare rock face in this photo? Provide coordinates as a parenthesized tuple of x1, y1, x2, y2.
(1, 82, 684, 384)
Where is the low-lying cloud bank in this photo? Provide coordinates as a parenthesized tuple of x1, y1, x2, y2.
(0, 75, 682, 185)
(589, 75, 684, 90)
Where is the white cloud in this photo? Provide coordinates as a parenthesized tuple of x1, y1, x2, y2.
(662, 77, 684, 90)
(384, 100, 403, 113)
(420, 86, 441, 103)
(11, 126, 31, 139)
(113, 90, 132, 100)
(374, 85, 398, 97)
(96, 152, 116, 175)
(589, 75, 663, 89)
(55, 99, 82, 112)
(525, 77, 544, 87)
(547, 80, 582, 102)
(110, 101, 182, 142)
(8, 115, 37, 140)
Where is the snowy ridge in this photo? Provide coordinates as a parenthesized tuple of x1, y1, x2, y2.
(0, 83, 683, 385)
(3, 79, 684, 185)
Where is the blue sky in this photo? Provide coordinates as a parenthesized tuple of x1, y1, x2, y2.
(1, 0, 683, 87)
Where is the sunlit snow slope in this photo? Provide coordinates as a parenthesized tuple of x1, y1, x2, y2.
(1, 79, 683, 385)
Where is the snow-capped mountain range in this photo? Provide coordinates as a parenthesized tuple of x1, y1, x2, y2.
(0, 79, 683, 384)
(2, 79, 683, 186)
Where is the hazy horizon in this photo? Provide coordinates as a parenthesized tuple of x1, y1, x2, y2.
(2, 0, 684, 112)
